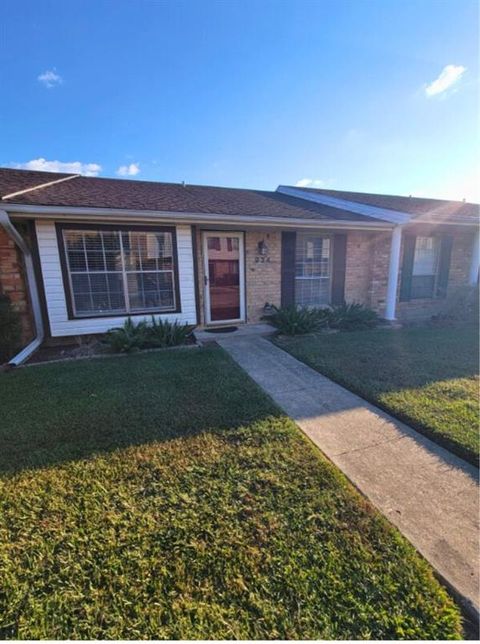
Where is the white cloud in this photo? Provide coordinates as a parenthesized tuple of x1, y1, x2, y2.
(295, 178, 326, 188)
(425, 64, 466, 97)
(37, 69, 63, 88)
(116, 163, 140, 177)
(15, 158, 101, 176)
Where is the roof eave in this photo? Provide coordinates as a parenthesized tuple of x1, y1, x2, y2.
(3, 202, 393, 230)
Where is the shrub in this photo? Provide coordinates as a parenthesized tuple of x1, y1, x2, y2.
(103, 317, 149, 353)
(267, 305, 330, 335)
(329, 302, 379, 331)
(0, 294, 22, 364)
(147, 316, 195, 348)
(103, 316, 194, 353)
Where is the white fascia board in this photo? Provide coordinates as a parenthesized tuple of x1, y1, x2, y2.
(277, 185, 412, 225)
(4, 203, 392, 230)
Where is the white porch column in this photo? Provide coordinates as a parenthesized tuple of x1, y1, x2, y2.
(385, 225, 403, 321)
(468, 228, 480, 286)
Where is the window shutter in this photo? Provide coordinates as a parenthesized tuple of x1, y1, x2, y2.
(436, 235, 453, 298)
(281, 231, 296, 306)
(399, 235, 416, 302)
(331, 233, 347, 305)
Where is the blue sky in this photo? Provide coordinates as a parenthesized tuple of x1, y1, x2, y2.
(1, 0, 478, 200)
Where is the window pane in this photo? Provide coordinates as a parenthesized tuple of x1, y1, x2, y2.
(63, 228, 176, 317)
(411, 275, 436, 299)
(295, 233, 331, 306)
(127, 272, 175, 311)
(413, 237, 438, 276)
(123, 231, 173, 271)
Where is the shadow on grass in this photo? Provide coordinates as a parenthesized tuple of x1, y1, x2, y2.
(0, 346, 283, 477)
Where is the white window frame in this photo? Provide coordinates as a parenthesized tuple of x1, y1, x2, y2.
(411, 236, 440, 300)
(294, 233, 333, 307)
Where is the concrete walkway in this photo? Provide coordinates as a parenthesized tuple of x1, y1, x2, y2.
(219, 336, 479, 618)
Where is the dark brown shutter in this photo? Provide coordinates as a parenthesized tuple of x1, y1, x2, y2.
(281, 231, 296, 306)
(399, 235, 416, 302)
(331, 233, 347, 305)
(436, 235, 453, 298)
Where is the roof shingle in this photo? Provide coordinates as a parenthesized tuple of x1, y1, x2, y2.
(0, 168, 372, 222)
(292, 187, 479, 224)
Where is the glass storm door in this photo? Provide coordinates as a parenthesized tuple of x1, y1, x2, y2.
(203, 232, 245, 324)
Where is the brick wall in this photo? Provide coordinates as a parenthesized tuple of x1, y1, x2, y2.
(245, 231, 281, 322)
(361, 226, 474, 321)
(344, 231, 373, 305)
(0, 225, 34, 342)
(195, 226, 474, 325)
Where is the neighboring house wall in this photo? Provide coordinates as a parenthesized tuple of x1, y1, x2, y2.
(0, 224, 34, 342)
(35, 220, 197, 337)
(366, 226, 473, 320)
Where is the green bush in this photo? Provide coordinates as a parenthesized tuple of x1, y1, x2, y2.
(329, 302, 379, 331)
(147, 316, 195, 348)
(103, 317, 149, 353)
(103, 316, 194, 353)
(0, 294, 22, 364)
(267, 304, 330, 335)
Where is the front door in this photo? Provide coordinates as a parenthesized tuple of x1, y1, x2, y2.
(203, 232, 245, 324)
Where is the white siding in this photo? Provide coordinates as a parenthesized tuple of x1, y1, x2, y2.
(36, 220, 197, 337)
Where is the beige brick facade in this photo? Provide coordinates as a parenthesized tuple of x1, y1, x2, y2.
(0, 225, 34, 342)
(245, 231, 281, 323)
(365, 225, 474, 321)
(194, 225, 475, 326)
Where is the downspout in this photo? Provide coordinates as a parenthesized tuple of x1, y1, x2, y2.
(0, 209, 44, 365)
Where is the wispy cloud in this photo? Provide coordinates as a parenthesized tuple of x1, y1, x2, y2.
(425, 64, 466, 97)
(15, 158, 101, 176)
(295, 178, 326, 188)
(37, 69, 63, 88)
(117, 163, 140, 177)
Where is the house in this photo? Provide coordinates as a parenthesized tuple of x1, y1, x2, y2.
(0, 167, 479, 364)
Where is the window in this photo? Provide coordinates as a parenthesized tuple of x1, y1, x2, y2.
(295, 233, 331, 306)
(411, 236, 439, 299)
(61, 227, 178, 317)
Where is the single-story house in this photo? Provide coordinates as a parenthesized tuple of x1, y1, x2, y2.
(0, 167, 479, 364)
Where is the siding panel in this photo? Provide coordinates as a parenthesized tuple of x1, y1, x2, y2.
(36, 221, 198, 337)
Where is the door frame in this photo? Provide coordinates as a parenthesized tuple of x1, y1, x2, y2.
(202, 231, 245, 325)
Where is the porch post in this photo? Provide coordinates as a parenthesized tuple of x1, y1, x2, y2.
(468, 228, 480, 286)
(385, 225, 403, 321)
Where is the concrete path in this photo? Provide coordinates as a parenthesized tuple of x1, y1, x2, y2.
(219, 336, 479, 618)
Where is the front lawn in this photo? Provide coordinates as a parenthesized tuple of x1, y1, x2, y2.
(274, 324, 479, 464)
(0, 348, 461, 638)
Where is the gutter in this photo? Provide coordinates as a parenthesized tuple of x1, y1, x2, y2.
(3, 203, 393, 231)
(0, 210, 44, 366)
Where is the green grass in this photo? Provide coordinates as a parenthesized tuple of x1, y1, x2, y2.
(274, 324, 479, 464)
(0, 348, 461, 639)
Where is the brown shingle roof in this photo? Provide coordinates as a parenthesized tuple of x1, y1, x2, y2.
(0, 168, 372, 222)
(292, 187, 480, 224)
